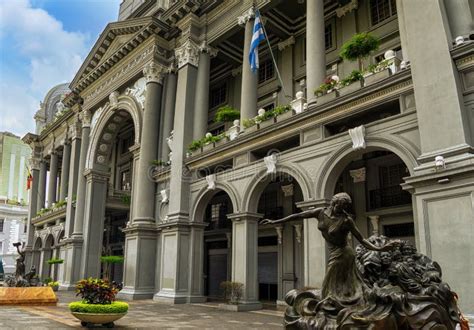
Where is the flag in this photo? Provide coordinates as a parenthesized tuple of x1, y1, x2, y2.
(26, 168, 32, 190)
(249, 9, 266, 72)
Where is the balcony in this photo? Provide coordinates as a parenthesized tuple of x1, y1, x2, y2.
(32, 203, 67, 225)
(368, 185, 411, 210)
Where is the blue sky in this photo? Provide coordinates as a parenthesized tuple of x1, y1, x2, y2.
(0, 0, 121, 137)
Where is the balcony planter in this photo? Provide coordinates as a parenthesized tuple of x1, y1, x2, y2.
(338, 80, 363, 97)
(363, 68, 391, 86)
(243, 124, 258, 134)
(202, 142, 214, 152)
(215, 136, 229, 148)
(258, 117, 276, 129)
(316, 90, 339, 105)
(277, 109, 295, 122)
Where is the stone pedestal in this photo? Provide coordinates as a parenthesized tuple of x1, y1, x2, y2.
(0, 287, 58, 306)
(60, 236, 83, 290)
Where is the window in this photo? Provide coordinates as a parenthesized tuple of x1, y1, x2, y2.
(24, 224, 27, 233)
(368, 163, 411, 209)
(210, 83, 227, 108)
(0, 219, 4, 232)
(258, 59, 274, 84)
(384, 223, 414, 238)
(121, 170, 131, 191)
(325, 24, 333, 50)
(121, 135, 134, 154)
(370, 0, 397, 26)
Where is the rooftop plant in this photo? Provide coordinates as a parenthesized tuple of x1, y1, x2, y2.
(215, 106, 240, 123)
(340, 32, 380, 71)
(47, 258, 64, 265)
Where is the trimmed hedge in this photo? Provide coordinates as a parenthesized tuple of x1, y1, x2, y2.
(69, 301, 129, 314)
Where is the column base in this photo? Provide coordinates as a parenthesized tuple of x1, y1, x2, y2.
(117, 288, 155, 300)
(59, 284, 77, 291)
(218, 302, 262, 312)
(153, 290, 207, 304)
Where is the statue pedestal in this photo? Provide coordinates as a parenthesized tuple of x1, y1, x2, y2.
(0, 287, 58, 306)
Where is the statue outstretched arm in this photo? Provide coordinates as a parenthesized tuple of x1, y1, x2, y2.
(346, 212, 399, 251)
(260, 208, 323, 225)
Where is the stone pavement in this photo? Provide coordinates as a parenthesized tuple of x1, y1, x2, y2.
(0, 291, 284, 329)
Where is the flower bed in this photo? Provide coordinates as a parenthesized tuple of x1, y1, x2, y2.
(69, 301, 129, 314)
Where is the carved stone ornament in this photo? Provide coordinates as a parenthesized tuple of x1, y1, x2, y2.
(264, 153, 278, 174)
(237, 7, 255, 25)
(336, 0, 358, 17)
(290, 91, 306, 114)
(278, 36, 295, 51)
(206, 174, 216, 190)
(28, 157, 41, 171)
(166, 130, 174, 153)
(160, 189, 169, 204)
(348, 125, 366, 150)
(143, 62, 165, 84)
(199, 41, 218, 57)
(281, 184, 294, 197)
(175, 39, 200, 69)
(349, 167, 366, 183)
(90, 107, 104, 132)
(109, 91, 119, 107)
(275, 226, 283, 244)
(125, 77, 147, 109)
(80, 109, 92, 128)
(293, 224, 302, 244)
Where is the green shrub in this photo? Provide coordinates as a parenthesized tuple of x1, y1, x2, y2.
(100, 256, 124, 264)
(151, 159, 166, 166)
(53, 199, 67, 208)
(120, 195, 131, 205)
(188, 133, 226, 152)
(69, 301, 129, 314)
(314, 76, 339, 96)
(215, 106, 240, 123)
(47, 258, 64, 265)
(220, 281, 244, 304)
(48, 281, 59, 287)
(242, 118, 256, 128)
(340, 32, 380, 62)
(43, 277, 52, 285)
(75, 278, 122, 304)
(340, 70, 363, 86)
(188, 139, 203, 152)
(37, 208, 51, 216)
(272, 105, 291, 116)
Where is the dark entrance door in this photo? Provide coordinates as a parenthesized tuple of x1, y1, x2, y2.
(205, 240, 228, 298)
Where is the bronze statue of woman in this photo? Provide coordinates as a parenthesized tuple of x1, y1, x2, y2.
(261, 192, 398, 304)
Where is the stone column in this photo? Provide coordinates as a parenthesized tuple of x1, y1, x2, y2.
(395, 0, 410, 62)
(25, 157, 40, 269)
(193, 43, 217, 140)
(62, 109, 91, 289)
(120, 62, 164, 299)
(132, 62, 164, 224)
(37, 159, 47, 210)
(443, 0, 473, 40)
(402, 0, 472, 161)
(238, 8, 258, 127)
(296, 199, 328, 289)
(47, 150, 59, 207)
(64, 121, 81, 238)
(278, 37, 295, 105)
(160, 70, 177, 161)
(306, 0, 326, 104)
(228, 212, 262, 310)
(59, 141, 71, 201)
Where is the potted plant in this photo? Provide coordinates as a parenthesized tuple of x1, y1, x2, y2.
(215, 106, 240, 130)
(188, 139, 203, 155)
(363, 58, 392, 86)
(242, 118, 257, 134)
(47, 257, 64, 287)
(100, 256, 124, 281)
(256, 108, 276, 129)
(273, 104, 293, 122)
(340, 32, 380, 73)
(48, 281, 60, 292)
(69, 278, 128, 328)
(314, 76, 340, 105)
(218, 281, 246, 311)
(338, 70, 364, 96)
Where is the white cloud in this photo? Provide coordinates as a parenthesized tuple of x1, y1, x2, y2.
(0, 0, 89, 136)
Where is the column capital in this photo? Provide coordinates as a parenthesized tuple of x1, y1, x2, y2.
(227, 212, 263, 222)
(143, 61, 166, 84)
(237, 7, 255, 25)
(199, 41, 218, 57)
(278, 36, 295, 51)
(28, 157, 41, 171)
(79, 109, 92, 128)
(68, 120, 82, 140)
(175, 38, 200, 69)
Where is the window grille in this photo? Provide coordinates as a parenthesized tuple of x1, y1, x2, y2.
(370, 0, 397, 26)
(0, 219, 4, 232)
(384, 222, 414, 238)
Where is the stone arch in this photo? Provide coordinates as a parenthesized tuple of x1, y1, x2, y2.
(316, 135, 419, 200)
(86, 94, 142, 171)
(242, 163, 312, 213)
(191, 182, 240, 223)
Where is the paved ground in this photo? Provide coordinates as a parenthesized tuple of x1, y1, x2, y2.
(0, 291, 284, 329)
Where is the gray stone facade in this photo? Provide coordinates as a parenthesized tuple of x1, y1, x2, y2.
(22, 0, 474, 314)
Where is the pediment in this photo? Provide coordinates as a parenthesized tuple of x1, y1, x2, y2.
(71, 16, 171, 93)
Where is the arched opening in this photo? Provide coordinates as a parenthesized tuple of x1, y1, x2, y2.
(200, 190, 234, 299)
(333, 149, 414, 245)
(256, 173, 304, 304)
(42, 234, 54, 281)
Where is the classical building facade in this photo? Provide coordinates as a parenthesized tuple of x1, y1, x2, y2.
(22, 0, 474, 313)
(0, 132, 30, 274)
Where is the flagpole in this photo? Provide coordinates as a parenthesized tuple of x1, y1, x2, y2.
(256, 8, 292, 100)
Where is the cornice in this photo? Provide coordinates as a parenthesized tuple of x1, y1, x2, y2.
(70, 16, 171, 94)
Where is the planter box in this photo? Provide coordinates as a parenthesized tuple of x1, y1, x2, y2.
(202, 143, 214, 152)
(71, 312, 127, 327)
(258, 117, 276, 129)
(215, 137, 229, 148)
(217, 303, 262, 312)
(277, 110, 294, 122)
(243, 124, 258, 134)
(363, 69, 391, 86)
(189, 147, 202, 156)
(316, 90, 339, 105)
(338, 80, 363, 97)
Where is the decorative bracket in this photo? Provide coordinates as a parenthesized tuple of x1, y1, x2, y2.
(160, 189, 169, 204)
(264, 154, 278, 174)
(206, 174, 216, 190)
(348, 125, 366, 150)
